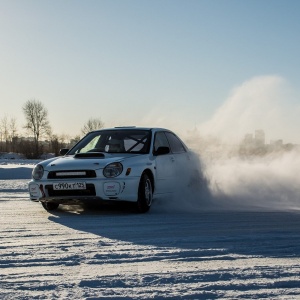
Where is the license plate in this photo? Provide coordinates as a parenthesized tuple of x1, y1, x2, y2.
(53, 182, 86, 190)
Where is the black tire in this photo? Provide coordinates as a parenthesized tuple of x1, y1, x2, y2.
(137, 173, 153, 213)
(41, 202, 59, 211)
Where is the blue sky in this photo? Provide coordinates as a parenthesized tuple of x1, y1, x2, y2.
(1, 0, 300, 142)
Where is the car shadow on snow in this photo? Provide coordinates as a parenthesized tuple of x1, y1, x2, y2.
(47, 199, 300, 259)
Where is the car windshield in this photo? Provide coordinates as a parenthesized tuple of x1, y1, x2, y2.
(68, 129, 151, 155)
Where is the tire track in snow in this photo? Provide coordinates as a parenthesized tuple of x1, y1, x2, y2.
(1, 194, 300, 299)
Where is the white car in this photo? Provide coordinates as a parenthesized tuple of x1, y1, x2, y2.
(28, 127, 200, 213)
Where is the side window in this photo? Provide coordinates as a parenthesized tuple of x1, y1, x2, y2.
(153, 132, 170, 153)
(165, 132, 186, 154)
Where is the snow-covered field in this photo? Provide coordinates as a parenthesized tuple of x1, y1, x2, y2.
(1, 156, 300, 299)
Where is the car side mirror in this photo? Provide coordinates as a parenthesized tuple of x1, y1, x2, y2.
(59, 148, 69, 156)
(154, 146, 170, 156)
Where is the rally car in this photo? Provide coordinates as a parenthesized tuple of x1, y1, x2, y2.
(28, 127, 200, 213)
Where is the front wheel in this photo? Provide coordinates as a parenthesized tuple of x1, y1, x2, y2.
(41, 202, 59, 211)
(136, 173, 153, 213)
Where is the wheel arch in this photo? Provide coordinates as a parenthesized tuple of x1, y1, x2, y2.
(142, 168, 155, 192)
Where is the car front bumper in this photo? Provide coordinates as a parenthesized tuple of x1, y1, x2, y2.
(28, 177, 140, 204)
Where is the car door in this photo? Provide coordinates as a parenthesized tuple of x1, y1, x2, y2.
(153, 131, 176, 194)
(164, 131, 190, 183)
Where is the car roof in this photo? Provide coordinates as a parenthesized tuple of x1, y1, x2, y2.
(91, 126, 171, 132)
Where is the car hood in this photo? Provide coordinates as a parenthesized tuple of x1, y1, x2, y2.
(41, 153, 139, 171)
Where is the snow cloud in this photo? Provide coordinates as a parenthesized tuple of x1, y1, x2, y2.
(199, 75, 300, 144)
(205, 150, 300, 211)
(170, 75, 300, 212)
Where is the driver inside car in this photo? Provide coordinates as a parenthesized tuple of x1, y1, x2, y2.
(107, 139, 124, 153)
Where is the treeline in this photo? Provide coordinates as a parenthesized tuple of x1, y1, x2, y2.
(0, 134, 77, 159)
(0, 99, 104, 159)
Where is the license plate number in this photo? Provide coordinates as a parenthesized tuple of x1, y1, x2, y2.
(53, 182, 86, 190)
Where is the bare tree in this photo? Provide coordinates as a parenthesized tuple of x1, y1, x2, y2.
(0, 116, 19, 152)
(0, 116, 9, 152)
(9, 117, 18, 152)
(23, 99, 51, 157)
(48, 133, 71, 156)
(81, 118, 104, 136)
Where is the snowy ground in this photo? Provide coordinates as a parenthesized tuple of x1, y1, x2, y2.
(1, 157, 300, 299)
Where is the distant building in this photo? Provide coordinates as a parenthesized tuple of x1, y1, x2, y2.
(270, 139, 283, 147)
(269, 139, 284, 152)
(254, 130, 265, 147)
(243, 133, 253, 146)
(239, 130, 266, 156)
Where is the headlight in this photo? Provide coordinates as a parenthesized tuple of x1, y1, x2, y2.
(103, 162, 123, 178)
(32, 164, 44, 180)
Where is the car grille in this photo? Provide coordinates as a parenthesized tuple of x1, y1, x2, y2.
(48, 170, 96, 179)
(45, 184, 96, 197)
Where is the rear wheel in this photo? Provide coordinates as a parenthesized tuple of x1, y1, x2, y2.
(41, 202, 59, 211)
(137, 173, 153, 213)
